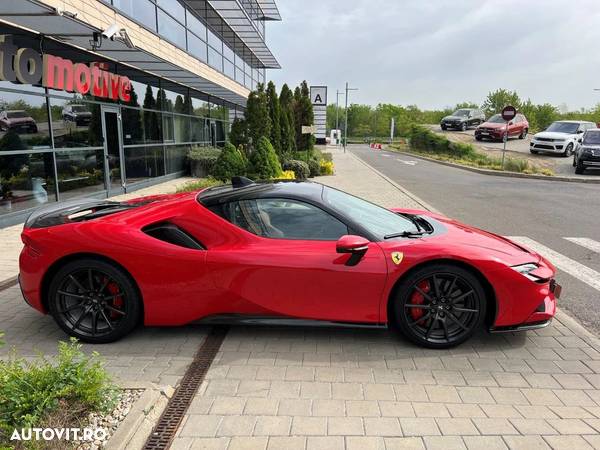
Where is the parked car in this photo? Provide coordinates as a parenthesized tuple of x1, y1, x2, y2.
(475, 113, 529, 141)
(0, 110, 38, 134)
(530, 120, 596, 157)
(62, 104, 92, 126)
(19, 179, 560, 349)
(573, 128, 600, 174)
(440, 108, 485, 131)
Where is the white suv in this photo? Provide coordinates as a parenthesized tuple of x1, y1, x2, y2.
(530, 120, 597, 157)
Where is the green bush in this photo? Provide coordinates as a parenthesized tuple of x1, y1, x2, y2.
(307, 159, 320, 178)
(283, 160, 310, 180)
(213, 142, 247, 182)
(176, 177, 224, 193)
(408, 124, 475, 159)
(187, 147, 221, 178)
(249, 137, 282, 180)
(0, 338, 117, 443)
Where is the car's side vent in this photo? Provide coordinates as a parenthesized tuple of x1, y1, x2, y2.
(142, 222, 205, 250)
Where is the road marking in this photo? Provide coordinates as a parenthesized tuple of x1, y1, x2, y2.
(396, 159, 418, 166)
(564, 237, 600, 255)
(380, 153, 391, 157)
(508, 236, 600, 292)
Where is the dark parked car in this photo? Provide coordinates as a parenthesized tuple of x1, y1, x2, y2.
(62, 104, 92, 126)
(574, 128, 600, 174)
(0, 110, 38, 134)
(440, 109, 485, 131)
(475, 113, 529, 141)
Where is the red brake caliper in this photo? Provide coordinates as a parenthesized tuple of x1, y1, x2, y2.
(107, 281, 123, 319)
(410, 280, 431, 324)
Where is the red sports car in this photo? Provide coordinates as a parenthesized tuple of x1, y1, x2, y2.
(19, 179, 560, 349)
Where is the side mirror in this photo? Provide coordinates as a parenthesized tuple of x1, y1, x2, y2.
(577, 130, 584, 134)
(578, 138, 583, 143)
(336, 235, 369, 254)
(509, 121, 514, 126)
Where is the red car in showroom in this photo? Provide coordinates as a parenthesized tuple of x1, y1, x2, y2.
(475, 113, 529, 141)
(19, 179, 559, 349)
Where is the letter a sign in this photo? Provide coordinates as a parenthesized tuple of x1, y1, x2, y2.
(310, 86, 327, 106)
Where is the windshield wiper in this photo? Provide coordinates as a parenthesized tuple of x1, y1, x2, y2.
(384, 230, 431, 239)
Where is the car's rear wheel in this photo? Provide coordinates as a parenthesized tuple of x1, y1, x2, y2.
(393, 264, 486, 349)
(48, 259, 141, 343)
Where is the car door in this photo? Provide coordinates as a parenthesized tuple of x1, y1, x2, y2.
(205, 198, 389, 323)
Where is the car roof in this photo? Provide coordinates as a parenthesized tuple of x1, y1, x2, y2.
(554, 120, 593, 124)
(198, 180, 325, 207)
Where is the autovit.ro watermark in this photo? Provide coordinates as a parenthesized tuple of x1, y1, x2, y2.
(10, 427, 107, 443)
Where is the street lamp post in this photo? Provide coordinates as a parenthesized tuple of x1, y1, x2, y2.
(335, 90, 343, 146)
(343, 82, 358, 153)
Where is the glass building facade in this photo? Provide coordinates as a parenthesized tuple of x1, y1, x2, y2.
(0, 0, 280, 227)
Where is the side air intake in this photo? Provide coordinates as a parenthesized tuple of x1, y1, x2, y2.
(142, 222, 205, 250)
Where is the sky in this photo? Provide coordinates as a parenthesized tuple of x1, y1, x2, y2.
(267, 0, 600, 111)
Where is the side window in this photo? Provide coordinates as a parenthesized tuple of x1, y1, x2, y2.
(224, 198, 349, 240)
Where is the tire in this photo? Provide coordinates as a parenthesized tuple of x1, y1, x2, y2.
(461, 122, 467, 131)
(573, 156, 577, 167)
(519, 128, 528, 139)
(475, 136, 482, 141)
(441, 125, 447, 131)
(392, 264, 486, 349)
(530, 150, 539, 154)
(575, 161, 585, 174)
(48, 258, 141, 343)
(563, 143, 573, 157)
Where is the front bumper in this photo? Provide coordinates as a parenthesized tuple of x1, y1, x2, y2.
(490, 319, 552, 333)
(475, 129, 503, 139)
(530, 140, 565, 153)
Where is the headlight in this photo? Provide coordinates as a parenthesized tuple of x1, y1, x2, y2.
(511, 263, 539, 281)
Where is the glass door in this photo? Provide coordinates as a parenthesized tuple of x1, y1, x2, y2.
(101, 106, 125, 196)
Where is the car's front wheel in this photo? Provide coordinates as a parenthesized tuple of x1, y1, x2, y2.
(519, 128, 528, 139)
(563, 143, 574, 157)
(393, 264, 486, 349)
(575, 160, 586, 174)
(461, 122, 467, 131)
(48, 258, 141, 343)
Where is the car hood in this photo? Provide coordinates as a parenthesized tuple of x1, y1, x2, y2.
(388, 209, 539, 265)
(534, 131, 573, 139)
(442, 115, 466, 121)
(7, 117, 34, 124)
(478, 122, 505, 129)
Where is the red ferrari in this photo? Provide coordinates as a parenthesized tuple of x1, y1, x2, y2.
(19, 179, 560, 349)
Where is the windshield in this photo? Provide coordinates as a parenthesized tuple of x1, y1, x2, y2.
(546, 122, 579, 134)
(323, 186, 419, 240)
(452, 109, 470, 117)
(487, 114, 505, 123)
(583, 131, 600, 145)
(6, 111, 28, 118)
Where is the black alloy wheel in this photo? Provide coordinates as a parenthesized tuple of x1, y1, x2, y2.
(394, 264, 486, 349)
(48, 259, 141, 343)
(563, 143, 574, 157)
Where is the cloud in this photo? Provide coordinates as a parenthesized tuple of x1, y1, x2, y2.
(267, 0, 600, 110)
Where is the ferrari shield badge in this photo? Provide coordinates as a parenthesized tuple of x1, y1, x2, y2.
(391, 252, 404, 265)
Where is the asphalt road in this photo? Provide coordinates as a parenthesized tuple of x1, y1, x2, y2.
(349, 144, 600, 334)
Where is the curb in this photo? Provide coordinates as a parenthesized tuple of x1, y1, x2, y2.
(0, 276, 18, 292)
(391, 149, 600, 184)
(347, 151, 441, 213)
(106, 382, 173, 450)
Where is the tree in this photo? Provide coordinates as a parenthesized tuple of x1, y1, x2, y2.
(481, 89, 522, 118)
(266, 81, 282, 157)
(245, 83, 271, 148)
(214, 142, 247, 181)
(249, 136, 282, 179)
(279, 84, 296, 154)
(293, 81, 314, 152)
(229, 118, 249, 150)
